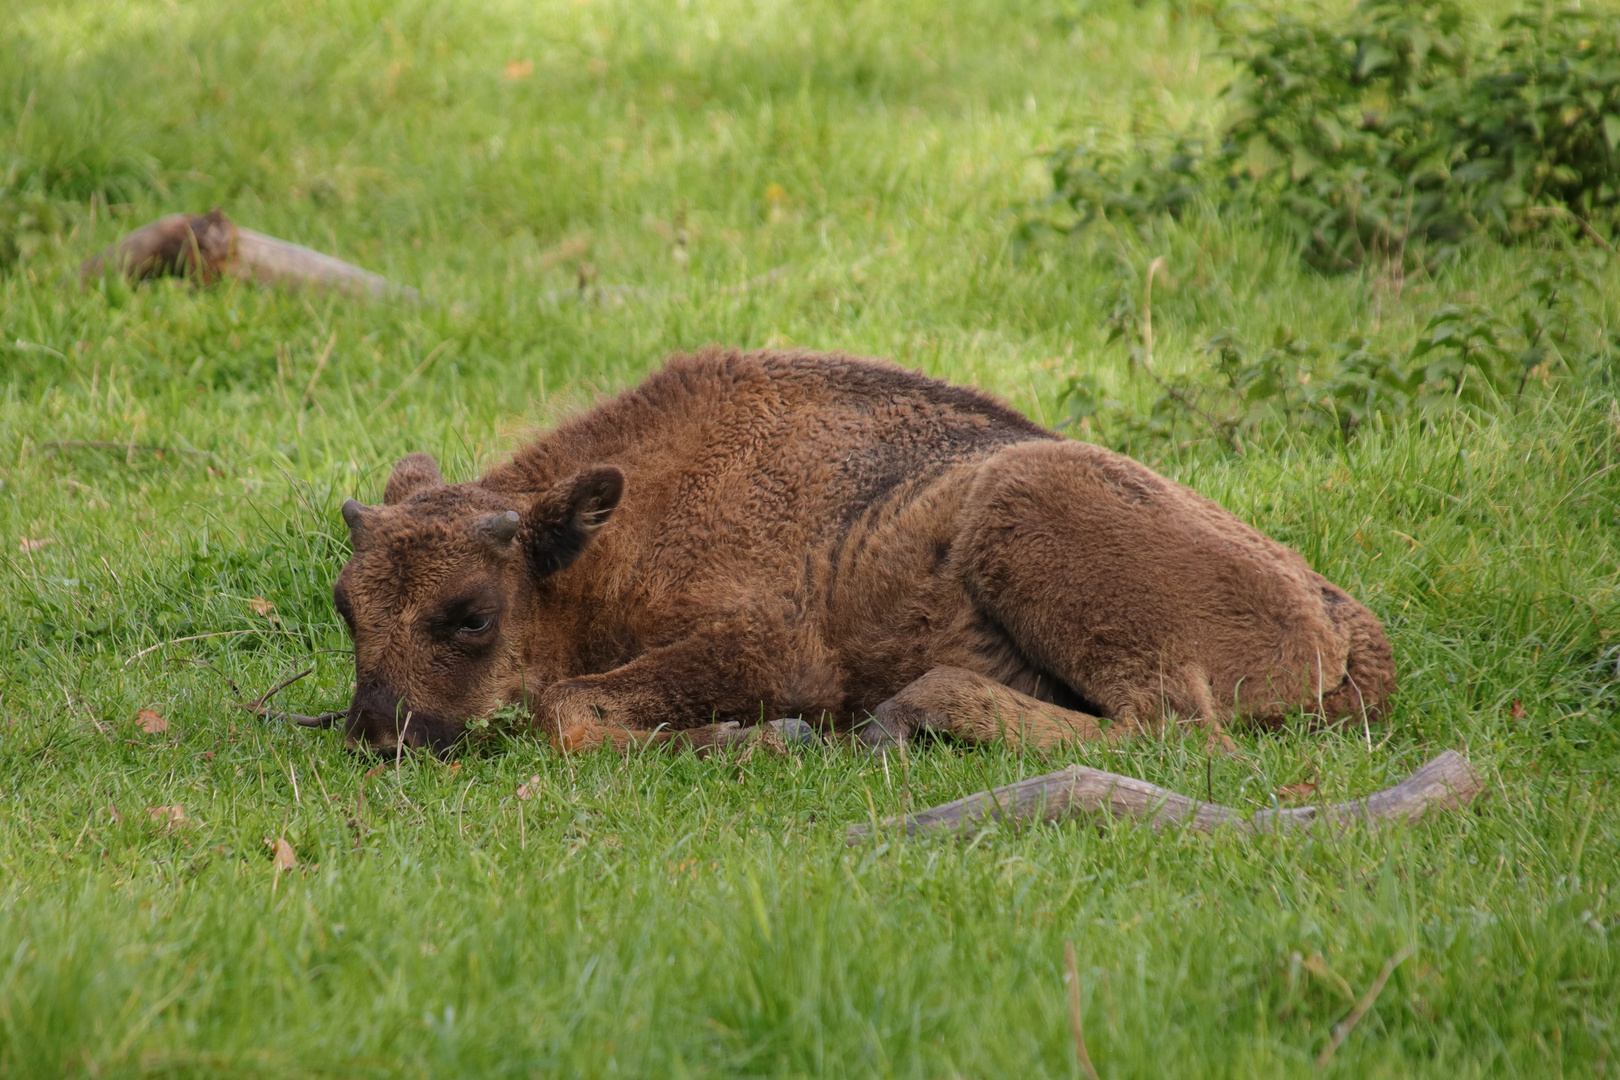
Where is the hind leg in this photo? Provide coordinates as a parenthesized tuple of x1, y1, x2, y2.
(1304, 576, 1398, 729)
(858, 666, 1117, 752)
(955, 440, 1361, 739)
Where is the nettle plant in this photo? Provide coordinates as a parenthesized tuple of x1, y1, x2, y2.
(1043, 0, 1620, 272)
(1057, 251, 1615, 452)
(0, 190, 73, 274)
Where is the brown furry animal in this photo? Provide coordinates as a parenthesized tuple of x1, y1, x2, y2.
(333, 348, 1394, 755)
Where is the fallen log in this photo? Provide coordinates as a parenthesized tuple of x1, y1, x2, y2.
(80, 208, 418, 301)
(845, 749, 1483, 843)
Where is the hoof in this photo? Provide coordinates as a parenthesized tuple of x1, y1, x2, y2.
(768, 717, 819, 748)
(856, 702, 909, 753)
(692, 721, 744, 759)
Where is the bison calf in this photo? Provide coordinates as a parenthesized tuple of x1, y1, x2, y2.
(332, 348, 1394, 755)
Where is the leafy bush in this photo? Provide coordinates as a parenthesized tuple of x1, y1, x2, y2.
(0, 190, 72, 274)
(1043, 1, 1620, 270)
(1057, 251, 1615, 450)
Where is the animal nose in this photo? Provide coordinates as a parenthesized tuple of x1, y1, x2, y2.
(346, 682, 419, 752)
(345, 712, 429, 753)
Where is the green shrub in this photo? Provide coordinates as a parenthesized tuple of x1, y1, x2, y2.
(1043, 1, 1620, 271)
(1057, 250, 1615, 450)
(0, 189, 71, 274)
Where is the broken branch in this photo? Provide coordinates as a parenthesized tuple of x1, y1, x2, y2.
(1064, 940, 1101, 1080)
(846, 750, 1482, 843)
(1315, 944, 1416, 1068)
(245, 665, 344, 730)
(190, 657, 345, 730)
(244, 665, 345, 729)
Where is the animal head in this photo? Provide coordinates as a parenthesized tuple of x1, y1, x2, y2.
(333, 453, 623, 754)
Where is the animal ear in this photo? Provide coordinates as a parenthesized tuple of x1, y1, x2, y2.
(341, 498, 374, 544)
(522, 465, 625, 580)
(384, 453, 445, 504)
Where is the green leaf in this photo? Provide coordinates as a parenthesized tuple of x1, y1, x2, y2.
(1356, 43, 1394, 79)
(1411, 152, 1451, 183)
(1604, 114, 1620, 151)
(1291, 146, 1322, 181)
(1312, 110, 1346, 151)
(1246, 135, 1286, 179)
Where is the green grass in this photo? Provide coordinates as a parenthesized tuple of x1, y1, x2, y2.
(2, 0, 1618, 1075)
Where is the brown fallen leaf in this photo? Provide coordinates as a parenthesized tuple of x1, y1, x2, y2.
(537, 233, 591, 271)
(1302, 952, 1355, 1001)
(248, 596, 276, 618)
(1274, 780, 1319, 803)
(147, 804, 188, 828)
(269, 837, 298, 871)
(516, 775, 544, 800)
(504, 59, 534, 80)
(18, 536, 54, 552)
(1510, 700, 1526, 720)
(363, 764, 386, 782)
(448, 761, 462, 772)
(136, 708, 169, 734)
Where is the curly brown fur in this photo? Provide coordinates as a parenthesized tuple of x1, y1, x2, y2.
(331, 348, 1396, 755)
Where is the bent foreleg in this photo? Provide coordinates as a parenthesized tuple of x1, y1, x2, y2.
(550, 715, 771, 755)
(536, 623, 802, 755)
(859, 666, 1117, 752)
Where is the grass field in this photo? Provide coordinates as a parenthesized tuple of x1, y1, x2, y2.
(3, 0, 1618, 1075)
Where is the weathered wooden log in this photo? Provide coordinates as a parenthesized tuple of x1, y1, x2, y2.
(845, 749, 1483, 843)
(80, 208, 417, 301)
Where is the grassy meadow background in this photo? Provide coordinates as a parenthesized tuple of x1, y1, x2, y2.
(2, 0, 1618, 1075)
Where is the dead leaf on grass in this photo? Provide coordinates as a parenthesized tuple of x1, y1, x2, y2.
(147, 804, 188, 828)
(1274, 780, 1318, 803)
(18, 536, 54, 552)
(136, 708, 169, 734)
(1510, 700, 1526, 720)
(1302, 952, 1355, 1000)
(537, 233, 591, 271)
(269, 837, 298, 871)
(248, 596, 276, 618)
(516, 775, 543, 800)
(363, 764, 386, 782)
(504, 59, 534, 80)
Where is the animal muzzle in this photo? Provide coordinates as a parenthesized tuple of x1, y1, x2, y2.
(344, 682, 456, 754)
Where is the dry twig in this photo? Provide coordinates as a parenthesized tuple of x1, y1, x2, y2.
(190, 657, 345, 729)
(301, 330, 338, 409)
(1064, 940, 1101, 1080)
(42, 440, 210, 461)
(1314, 944, 1416, 1069)
(125, 630, 262, 666)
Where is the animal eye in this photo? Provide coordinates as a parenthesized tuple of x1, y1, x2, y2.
(457, 614, 492, 636)
(333, 584, 355, 628)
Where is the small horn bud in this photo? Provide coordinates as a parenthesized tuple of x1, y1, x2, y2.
(341, 499, 371, 535)
(480, 510, 521, 544)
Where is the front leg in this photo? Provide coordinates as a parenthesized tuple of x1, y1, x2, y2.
(860, 666, 1117, 752)
(536, 626, 789, 753)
